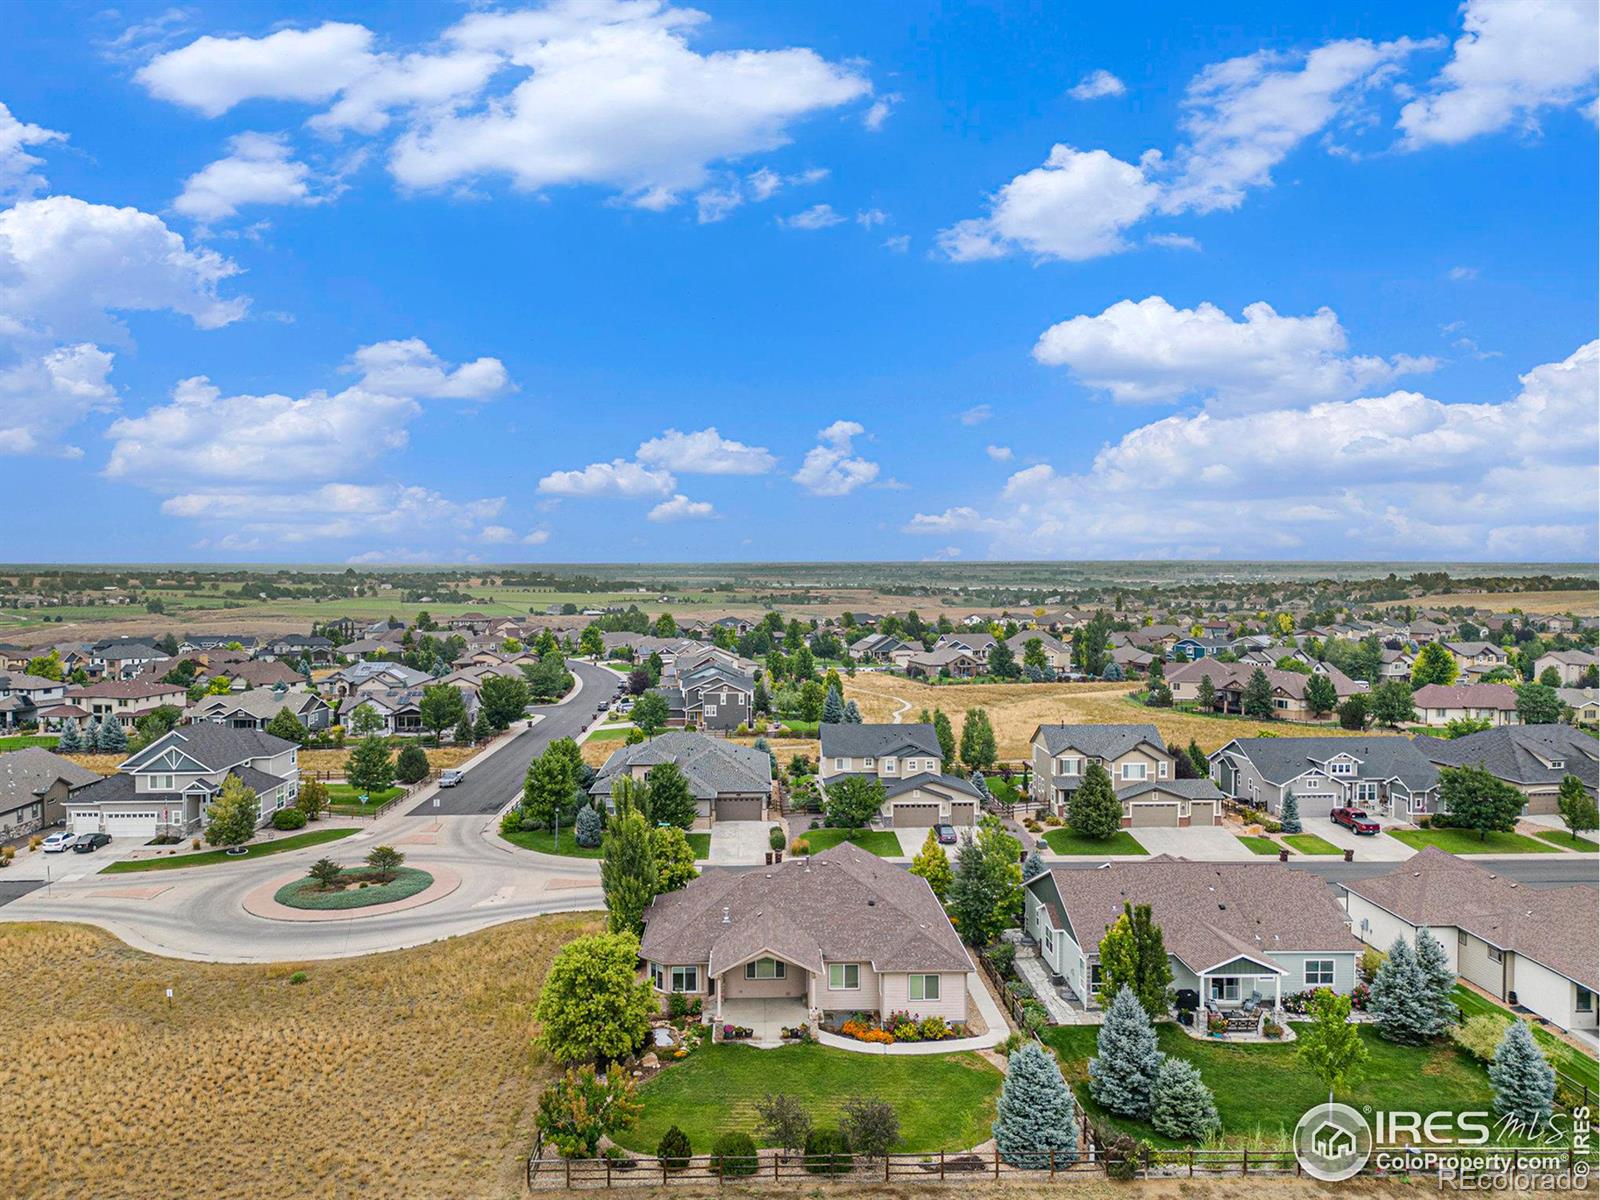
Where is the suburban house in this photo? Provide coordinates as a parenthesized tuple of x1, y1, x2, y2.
(1004, 630, 1072, 672)
(933, 631, 995, 666)
(660, 654, 754, 732)
(818, 723, 981, 828)
(90, 637, 171, 679)
(1415, 724, 1597, 814)
(638, 841, 972, 1037)
(590, 732, 772, 826)
(1444, 641, 1512, 678)
(1167, 660, 1365, 721)
(1411, 683, 1520, 727)
(257, 635, 337, 665)
(0, 747, 100, 838)
(1209, 736, 1441, 820)
(0, 670, 68, 729)
(1029, 723, 1172, 811)
(1110, 644, 1156, 676)
(178, 635, 257, 653)
(1536, 650, 1596, 686)
(187, 687, 332, 732)
(64, 725, 300, 839)
(1023, 858, 1362, 1013)
(903, 646, 982, 679)
(323, 661, 431, 699)
(212, 659, 308, 690)
(1556, 688, 1599, 727)
(1378, 648, 1417, 681)
(1169, 637, 1232, 660)
(848, 632, 907, 663)
(64, 680, 187, 730)
(1343, 849, 1597, 1037)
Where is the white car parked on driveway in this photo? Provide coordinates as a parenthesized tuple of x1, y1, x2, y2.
(40, 831, 76, 853)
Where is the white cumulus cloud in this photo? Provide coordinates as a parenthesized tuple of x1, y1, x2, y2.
(537, 458, 675, 498)
(792, 419, 879, 496)
(648, 494, 716, 521)
(635, 426, 775, 474)
(173, 131, 319, 222)
(0, 344, 117, 458)
(134, 22, 377, 117)
(1068, 69, 1126, 100)
(0, 101, 63, 200)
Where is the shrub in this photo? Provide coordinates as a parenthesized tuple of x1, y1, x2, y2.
(840, 1096, 898, 1159)
(667, 991, 689, 1020)
(768, 825, 786, 851)
(711, 1132, 758, 1177)
(288, 971, 308, 985)
(1101, 1131, 1143, 1180)
(802, 1127, 852, 1175)
(656, 1126, 692, 1170)
(1453, 1013, 1513, 1063)
(28, 835, 42, 852)
(789, 837, 811, 856)
(272, 808, 307, 831)
(395, 743, 429, 784)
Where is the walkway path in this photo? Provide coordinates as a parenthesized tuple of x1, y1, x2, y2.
(889, 694, 912, 723)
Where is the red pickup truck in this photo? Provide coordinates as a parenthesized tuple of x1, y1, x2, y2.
(1331, 808, 1380, 835)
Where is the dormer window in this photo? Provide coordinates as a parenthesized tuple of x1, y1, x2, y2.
(1329, 760, 1355, 776)
(1550, 759, 1565, 770)
(863, 757, 875, 768)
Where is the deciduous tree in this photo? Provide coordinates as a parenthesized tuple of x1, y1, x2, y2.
(1297, 989, 1366, 1105)
(1439, 763, 1523, 841)
(909, 828, 954, 900)
(204, 774, 258, 848)
(600, 810, 657, 935)
(1096, 903, 1173, 1019)
(1557, 774, 1598, 844)
(824, 775, 884, 829)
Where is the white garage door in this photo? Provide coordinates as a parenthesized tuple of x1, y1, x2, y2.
(1294, 789, 1337, 819)
(71, 811, 102, 835)
(103, 810, 161, 837)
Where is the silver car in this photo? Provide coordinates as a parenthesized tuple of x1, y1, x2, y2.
(438, 769, 465, 788)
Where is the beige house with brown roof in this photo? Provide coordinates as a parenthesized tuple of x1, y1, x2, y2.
(638, 842, 972, 1042)
(1411, 682, 1520, 727)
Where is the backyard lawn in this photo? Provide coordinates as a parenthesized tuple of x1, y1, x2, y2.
(1042, 829, 1147, 856)
(793, 827, 902, 857)
(101, 827, 358, 873)
(1282, 833, 1342, 855)
(1451, 986, 1599, 1091)
(1389, 828, 1560, 854)
(1235, 835, 1281, 855)
(0, 734, 58, 751)
(1532, 830, 1598, 852)
(616, 1042, 1002, 1155)
(500, 827, 604, 859)
(1043, 1024, 1495, 1147)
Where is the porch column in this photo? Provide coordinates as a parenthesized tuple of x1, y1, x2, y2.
(714, 977, 723, 1026)
(1198, 971, 1207, 1011)
(1273, 974, 1281, 1014)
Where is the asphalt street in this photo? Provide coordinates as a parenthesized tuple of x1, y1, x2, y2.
(1045, 856, 1599, 888)
(410, 659, 622, 817)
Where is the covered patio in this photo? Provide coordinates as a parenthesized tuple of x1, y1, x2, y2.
(1190, 954, 1286, 1035)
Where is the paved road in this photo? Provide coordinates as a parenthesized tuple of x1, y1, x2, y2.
(413, 659, 621, 816)
(0, 880, 44, 908)
(1045, 856, 1598, 889)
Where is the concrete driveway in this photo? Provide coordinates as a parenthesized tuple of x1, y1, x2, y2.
(709, 820, 774, 866)
(1306, 816, 1414, 861)
(1133, 825, 1254, 860)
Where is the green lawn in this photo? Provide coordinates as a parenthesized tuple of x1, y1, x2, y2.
(1389, 828, 1561, 854)
(1236, 835, 1281, 855)
(500, 827, 604, 859)
(988, 777, 1025, 805)
(1282, 833, 1342, 855)
(324, 784, 403, 814)
(101, 827, 357, 873)
(1532, 829, 1598, 852)
(793, 827, 903, 857)
(1451, 986, 1599, 1091)
(1043, 1024, 1494, 1147)
(616, 1043, 1002, 1155)
(686, 833, 711, 860)
(585, 726, 635, 742)
(779, 720, 820, 735)
(275, 866, 434, 910)
(0, 734, 58, 751)
(1042, 828, 1148, 856)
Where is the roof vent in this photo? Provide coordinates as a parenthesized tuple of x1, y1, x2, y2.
(721, 905, 730, 925)
(803, 855, 811, 872)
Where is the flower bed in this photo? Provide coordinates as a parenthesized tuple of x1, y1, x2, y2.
(274, 866, 434, 910)
(834, 1012, 968, 1046)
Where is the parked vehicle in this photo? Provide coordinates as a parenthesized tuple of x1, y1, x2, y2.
(934, 822, 957, 845)
(438, 769, 464, 788)
(41, 831, 76, 853)
(1331, 808, 1380, 835)
(72, 832, 112, 853)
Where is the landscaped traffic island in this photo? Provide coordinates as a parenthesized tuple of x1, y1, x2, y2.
(275, 866, 435, 910)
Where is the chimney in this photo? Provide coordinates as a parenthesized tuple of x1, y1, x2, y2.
(721, 905, 730, 925)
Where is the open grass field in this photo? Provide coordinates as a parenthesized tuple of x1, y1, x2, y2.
(843, 674, 1370, 760)
(1044, 1024, 1495, 1148)
(0, 733, 58, 751)
(614, 1042, 1003, 1155)
(299, 745, 477, 776)
(1388, 828, 1560, 854)
(101, 827, 358, 872)
(1412, 589, 1597, 616)
(0, 914, 599, 1200)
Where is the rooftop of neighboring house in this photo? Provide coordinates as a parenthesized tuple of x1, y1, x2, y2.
(1344, 848, 1598, 989)
(820, 722, 942, 760)
(0, 747, 101, 810)
(67, 679, 187, 700)
(1028, 856, 1360, 972)
(1414, 723, 1598, 793)
(641, 841, 971, 976)
(217, 660, 308, 689)
(1032, 723, 1167, 759)
(1540, 649, 1595, 666)
(0, 671, 65, 691)
(189, 687, 319, 721)
(1410, 683, 1519, 710)
(590, 732, 771, 800)
(1444, 641, 1507, 657)
(121, 724, 297, 773)
(1004, 629, 1067, 652)
(1212, 736, 1439, 792)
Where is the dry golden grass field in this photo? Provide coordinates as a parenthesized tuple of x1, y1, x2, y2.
(0, 915, 599, 1200)
(844, 674, 1373, 760)
(1413, 589, 1596, 616)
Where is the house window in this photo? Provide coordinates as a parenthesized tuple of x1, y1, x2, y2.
(909, 974, 940, 1002)
(863, 757, 875, 769)
(1487, 947, 1504, 964)
(883, 759, 896, 774)
(1329, 760, 1355, 776)
(1089, 963, 1103, 991)
(1458, 930, 1468, 947)
(1121, 763, 1147, 782)
(704, 705, 717, 717)
(828, 963, 860, 990)
(670, 966, 698, 993)
(1209, 977, 1241, 1002)
(1305, 960, 1335, 987)
(1356, 782, 1377, 803)
(1578, 988, 1594, 1014)
(835, 758, 846, 771)
(745, 958, 785, 980)
(1550, 759, 1565, 770)
(650, 964, 664, 990)
(1157, 761, 1168, 779)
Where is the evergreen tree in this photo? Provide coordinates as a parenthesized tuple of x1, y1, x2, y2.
(1489, 1020, 1556, 1130)
(345, 736, 395, 792)
(1097, 903, 1173, 1019)
(96, 716, 128, 753)
(1021, 845, 1046, 881)
(574, 803, 603, 848)
(1304, 672, 1338, 718)
(842, 699, 863, 723)
(1149, 1057, 1220, 1141)
(959, 708, 998, 772)
(473, 710, 494, 743)
(988, 639, 1019, 679)
(1369, 936, 1433, 1044)
(932, 709, 956, 771)
(645, 762, 698, 829)
(600, 809, 657, 935)
(1242, 667, 1275, 719)
(1146, 655, 1165, 685)
(1187, 739, 1208, 778)
(1196, 673, 1216, 711)
(454, 713, 474, 746)
(1089, 985, 1163, 1117)
(1280, 788, 1302, 834)
(947, 833, 1012, 946)
(58, 718, 82, 753)
(1413, 929, 1458, 1039)
(821, 684, 845, 725)
(1067, 761, 1121, 840)
(83, 716, 100, 749)
(395, 742, 429, 784)
(908, 828, 954, 901)
(992, 1042, 1078, 1169)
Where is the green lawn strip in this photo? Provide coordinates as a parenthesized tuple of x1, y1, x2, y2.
(780, 720, 820, 735)
(585, 726, 635, 742)
(1042, 829, 1148, 856)
(275, 866, 433, 910)
(500, 827, 604, 859)
(616, 1043, 1002, 1155)
(988, 778, 1025, 805)
(685, 833, 711, 860)
(1042, 1025, 1494, 1148)
(793, 827, 903, 857)
(1388, 828, 1561, 855)
(325, 784, 404, 814)
(1282, 833, 1342, 855)
(0, 734, 59, 751)
(1532, 830, 1598, 853)
(1235, 835, 1282, 855)
(101, 827, 358, 873)
(1451, 986, 1599, 1090)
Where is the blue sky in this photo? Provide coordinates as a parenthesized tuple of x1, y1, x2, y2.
(0, 0, 1595, 564)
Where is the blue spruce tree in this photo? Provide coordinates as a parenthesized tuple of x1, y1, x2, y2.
(97, 715, 129, 753)
(842, 699, 863, 723)
(58, 718, 82, 753)
(1089, 985, 1163, 1117)
(992, 1041, 1078, 1168)
(1368, 936, 1432, 1044)
(1489, 1020, 1555, 1130)
(1279, 788, 1302, 834)
(1412, 930, 1457, 1040)
(1021, 845, 1046, 881)
(1149, 1057, 1221, 1141)
(821, 685, 845, 725)
(574, 803, 603, 848)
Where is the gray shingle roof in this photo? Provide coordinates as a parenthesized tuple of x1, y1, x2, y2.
(1117, 779, 1224, 802)
(0, 748, 101, 813)
(1216, 736, 1439, 792)
(1415, 724, 1598, 794)
(819, 722, 941, 759)
(590, 732, 771, 800)
(121, 724, 296, 773)
(641, 841, 971, 974)
(1033, 723, 1167, 758)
